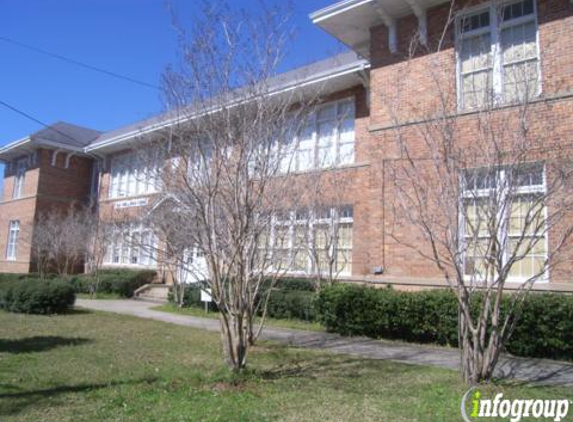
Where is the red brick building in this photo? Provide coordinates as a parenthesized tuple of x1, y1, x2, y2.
(1, 0, 572, 292)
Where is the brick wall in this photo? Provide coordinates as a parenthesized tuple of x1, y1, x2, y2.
(0, 149, 95, 273)
(361, 0, 573, 290)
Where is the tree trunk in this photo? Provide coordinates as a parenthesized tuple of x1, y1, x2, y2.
(219, 313, 248, 371)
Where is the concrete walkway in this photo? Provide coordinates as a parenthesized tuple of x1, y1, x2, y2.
(76, 299, 573, 386)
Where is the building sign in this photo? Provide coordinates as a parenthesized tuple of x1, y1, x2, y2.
(114, 197, 149, 209)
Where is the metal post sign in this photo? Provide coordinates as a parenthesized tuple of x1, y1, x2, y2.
(201, 288, 212, 313)
(200, 288, 212, 302)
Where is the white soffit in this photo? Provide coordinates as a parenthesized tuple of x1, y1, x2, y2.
(311, 0, 451, 57)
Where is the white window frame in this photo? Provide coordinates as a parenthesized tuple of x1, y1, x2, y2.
(455, 0, 541, 110)
(278, 98, 355, 173)
(109, 152, 160, 199)
(270, 206, 353, 276)
(12, 159, 26, 199)
(104, 223, 158, 267)
(6, 220, 20, 261)
(460, 163, 548, 283)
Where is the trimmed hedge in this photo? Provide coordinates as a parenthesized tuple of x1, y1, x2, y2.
(170, 283, 218, 312)
(265, 289, 316, 321)
(315, 284, 573, 361)
(169, 277, 317, 321)
(0, 279, 75, 315)
(70, 269, 157, 298)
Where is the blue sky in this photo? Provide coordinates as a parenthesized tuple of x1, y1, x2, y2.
(0, 0, 346, 196)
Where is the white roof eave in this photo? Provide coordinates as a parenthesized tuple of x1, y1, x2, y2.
(85, 60, 370, 153)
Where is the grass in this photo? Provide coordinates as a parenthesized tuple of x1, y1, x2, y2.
(152, 303, 324, 332)
(1, 311, 572, 422)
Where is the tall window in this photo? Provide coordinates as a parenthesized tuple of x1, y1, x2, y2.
(109, 151, 160, 199)
(461, 163, 546, 282)
(457, 0, 539, 109)
(279, 98, 355, 173)
(105, 223, 158, 266)
(270, 206, 353, 276)
(6, 220, 20, 261)
(12, 160, 26, 199)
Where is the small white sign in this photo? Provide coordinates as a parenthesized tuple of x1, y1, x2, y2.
(200, 288, 212, 303)
(114, 197, 149, 209)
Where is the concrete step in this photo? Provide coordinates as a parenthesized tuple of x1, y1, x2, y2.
(134, 284, 170, 303)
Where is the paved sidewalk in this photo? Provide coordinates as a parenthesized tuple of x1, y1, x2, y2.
(76, 299, 573, 386)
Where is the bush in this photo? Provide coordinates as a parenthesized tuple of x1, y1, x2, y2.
(169, 277, 318, 321)
(70, 269, 157, 298)
(265, 289, 316, 321)
(315, 284, 573, 361)
(169, 283, 218, 312)
(0, 279, 75, 315)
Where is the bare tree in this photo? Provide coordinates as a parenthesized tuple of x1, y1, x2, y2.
(142, 0, 321, 370)
(33, 205, 92, 278)
(302, 170, 355, 290)
(84, 215, 115, 297)
(383, 3, 573, 384)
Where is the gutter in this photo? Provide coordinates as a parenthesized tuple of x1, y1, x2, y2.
(309, 0, 374, 23)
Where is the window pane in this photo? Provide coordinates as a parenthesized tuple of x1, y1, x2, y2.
(501, 22, 537, 63)
(293, 249, 308, 272)
(338, 224, 353, 249)
(296, 149, 313, 171)
(461, 34, 492, 73)
(503, 61, 539, 102)
(461, 11, 490, 33)
(317, 104, 336, 121)
(336, 249, 352, 275)
(462, 71, 493, 108)
(317, 145, 335, 168)
(503, 0, 534, 22)
(297, 124, 314, 171)
(317, 121, 335, 147)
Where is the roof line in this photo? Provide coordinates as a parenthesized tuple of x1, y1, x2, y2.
(309, 0, 375, 23)
(0, 136, 31, 155)
(86, 58, 370, 152)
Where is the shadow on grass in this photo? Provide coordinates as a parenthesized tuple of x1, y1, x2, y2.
(255, 347, 421, 383)
(0, 336, 92, 354)
(64, 308, 92, 315)
(0, 377, 158, 417)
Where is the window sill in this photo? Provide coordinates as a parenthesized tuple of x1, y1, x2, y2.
(278, 161, 369, 177)
(102, 263, 158, 269)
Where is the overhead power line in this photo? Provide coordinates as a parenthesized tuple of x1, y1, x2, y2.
(0, 35, 160, 90)
(0, 99, 86, 145)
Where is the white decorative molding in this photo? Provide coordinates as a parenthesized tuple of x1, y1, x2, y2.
(64, 153, 75, 169)
(51, 150, 62, 166)
(373, 2, 397, 53)
(404, 0, 428, 45)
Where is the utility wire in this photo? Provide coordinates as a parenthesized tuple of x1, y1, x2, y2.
(0, 35, 160, 90)
(0, 99, 88, 145)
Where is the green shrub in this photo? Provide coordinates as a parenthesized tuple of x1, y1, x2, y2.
(169, 283, 218, 311)
(264, 289, 316, 321)
(0, 279, 75, 315)
(508, 293, 573, 360)
(315, 284, 573, 361)
(70, 269, 156, 298)
(169, 277, 318, 321)
(267, 278, 316, 292)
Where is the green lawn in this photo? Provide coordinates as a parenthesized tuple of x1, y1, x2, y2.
(152, 303, 324, 332)
(1, 310, 571, 422)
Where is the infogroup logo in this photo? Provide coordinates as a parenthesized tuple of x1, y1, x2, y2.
(461, 387, 571, 422)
